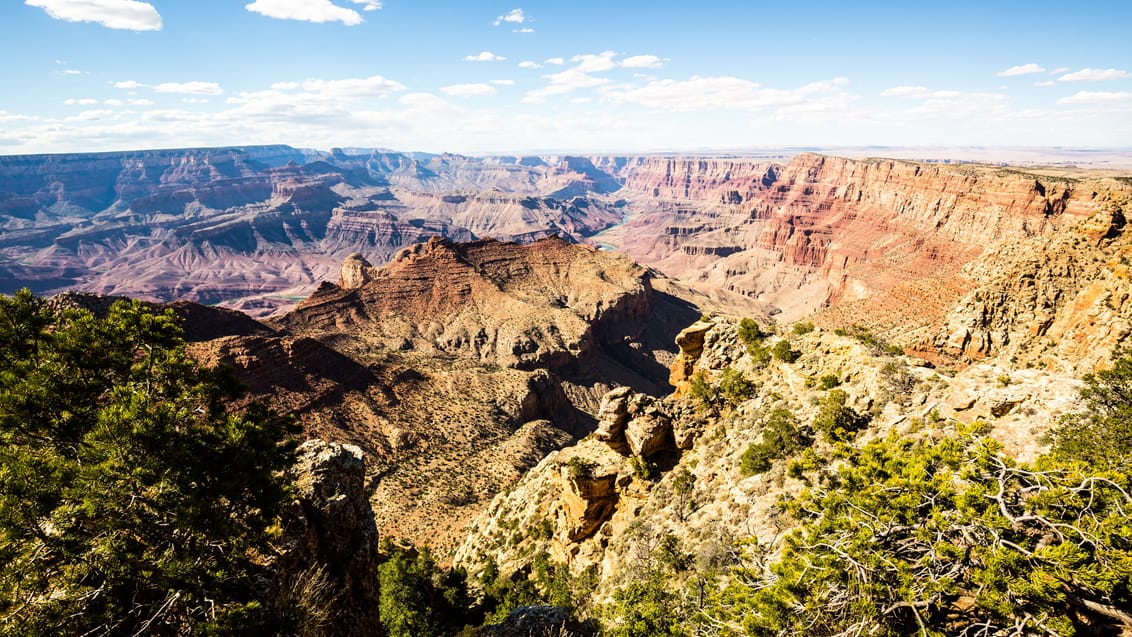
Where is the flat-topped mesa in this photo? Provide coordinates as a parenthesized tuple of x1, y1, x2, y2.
(281, 235, 655, 371)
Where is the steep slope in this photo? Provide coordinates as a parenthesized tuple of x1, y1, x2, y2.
(600, 154, 1129, 327)
(453, 317, 1087, 599)
(173, 237, 697, 551)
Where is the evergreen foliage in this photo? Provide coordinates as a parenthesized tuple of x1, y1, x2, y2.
(378, 542, 471, 637)
(710, 430, 1132, 636)
(771, 339, 799, 363)
(0, 290, 296, 636)
(812, 388, 868, 442)
(740, 407, 810, 476)
(1047, 352, 1132, 471)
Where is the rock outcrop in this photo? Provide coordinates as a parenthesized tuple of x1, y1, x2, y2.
(273, 439, 380, 635)
(454, 317, 1087, 597)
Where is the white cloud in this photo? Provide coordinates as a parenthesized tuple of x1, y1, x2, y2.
(154, 81, 224, 96)
(26, 0, 161, 31)
(518, 61, 541, 69)
(351, 0, 381, 10)
(245, 0, 364, 26)
(113, 80, 146, 89)
(1034, 80, 1055, 87)
(522, 68, 611, 103)
(440, 83, 496, 97)
(545, 57, 564, 65)
(514, 27, 534, 33)
(489, 79, 515, 86)
(464, 51, 506, 62)
(129, 98, 154, 106)
(571, 97, 592, 104)
(1057, 91, 1132, 105)
(621, 55, 666, 69)
(397, 93, 451, 110)
(64, 98, 98, 105)
(296, 76, 404, 98)
(182, 98, 210, 104)
(606, 76, 852, 112)
(1058, 68, 1131, 82)
(59, 69, 84, 76)
(996, 63, 1045, 77)
(1049, 67, 1069, 75)
(572, 51, 617, 73)
(71, 109, 114, 121)
(493, 8, 525, 26)
(880, 85, 1011, 120)
(104, 98, 124, 106)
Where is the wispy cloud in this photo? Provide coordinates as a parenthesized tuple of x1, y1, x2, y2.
(245, 0, 366, 26)
(572, 51, 617, 73)
(996, 63, 1045, 77)
(621, 55, 667, 69)
(607, 76, 852, 113)
(523, 69, 611, 104)
(464, 51, 506, 62)
(351, 0, 380, 10)
(64, 98, 99, 106)
(440, 83, 496, 97)
(514, 27, 534, 33)
(1034, 80, 1055, 87)
(154, 81, 224, 96)
(545, 57, 565, 65)
(880, 85, 1011, 120)
(493, 8, 524, 26)
(489, 79, 515, 86)
(26, 0, 162, 31)
(112, 80, 146, 89)
(518, 61, 541, 69)
(1057, 91, 1132, 105)
(1058, 68, 1131, 82)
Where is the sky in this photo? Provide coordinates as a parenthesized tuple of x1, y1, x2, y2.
(2, 0, 1131, 155)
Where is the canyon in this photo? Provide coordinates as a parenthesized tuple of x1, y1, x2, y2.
(3, 146, 1132, 557)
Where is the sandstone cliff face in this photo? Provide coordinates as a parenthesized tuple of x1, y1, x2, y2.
(454, 317, 1086, 596)
(930, 199, 1132, 372)
(601, 153, 1131, 346)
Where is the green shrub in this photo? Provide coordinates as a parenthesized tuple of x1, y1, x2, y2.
(740, 407, 810, 475)
(1047, 351, 1132, 471)
(718, 367, 754, 405)
(566, 456, 597, 481)
(817, 374, 840, 390)
(687, 370, 717, 407)
(771, 339, 800, 363)
(737, 318, 766, 345)
(631, 455, 658, 480)
(812, 389, 867, 442)
(792, 322, 815, 335)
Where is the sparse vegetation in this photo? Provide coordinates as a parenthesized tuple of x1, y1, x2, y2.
(740, 407, 810, 476)
(811, 388, 868, 442)
(817, 373, 840, 389)
(737, 317, 767, 345)
(792, 322, 815, 335)
(771, 338, 800, 363)
(717, 367, 754, 405)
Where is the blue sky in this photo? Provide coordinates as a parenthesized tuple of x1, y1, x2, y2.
(2, 0, 1131, 154)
